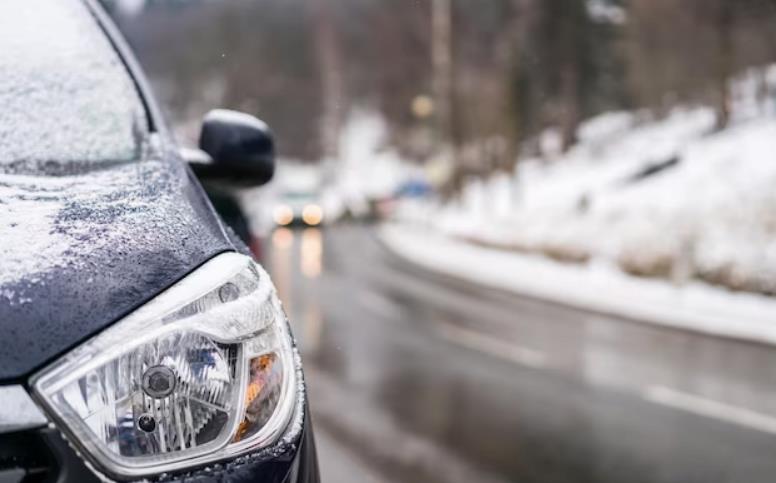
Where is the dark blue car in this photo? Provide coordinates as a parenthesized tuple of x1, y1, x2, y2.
(0, 1, 319, 482)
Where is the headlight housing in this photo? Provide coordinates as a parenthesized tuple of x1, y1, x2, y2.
(32, 253, 299, 479)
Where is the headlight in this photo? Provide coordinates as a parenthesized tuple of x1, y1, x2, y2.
(302, 204, 323, 226)
(32, 253, 299, 479)
(273, 205, 294, 226)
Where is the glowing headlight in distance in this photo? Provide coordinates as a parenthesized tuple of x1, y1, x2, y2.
(273, 205, 294, 226)
(301, 204, 323, 226)
(32, 253, 298, 478)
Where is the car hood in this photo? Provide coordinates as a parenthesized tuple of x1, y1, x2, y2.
(0, 148, 236, 382)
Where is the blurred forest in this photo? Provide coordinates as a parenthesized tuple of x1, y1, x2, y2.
(104, 0, 776, 183)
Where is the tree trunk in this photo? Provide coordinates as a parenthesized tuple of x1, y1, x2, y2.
(493, 0, 531, 173)
(432, 0, 467, 193)
(311, 0, 345, 159)
(432, 0, 453, 147)
(714, 0, 734, 130)
(560, 64, 580, 151)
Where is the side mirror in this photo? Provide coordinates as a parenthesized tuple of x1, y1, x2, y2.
(187, 109, 275, 187)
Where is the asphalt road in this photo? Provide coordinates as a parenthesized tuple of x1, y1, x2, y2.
(264, 224, 776, 483)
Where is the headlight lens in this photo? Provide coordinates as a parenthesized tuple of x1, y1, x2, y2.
(32, 253, 298, 478)
(302, 204, 323, 226)
(273, 205, 294, 226)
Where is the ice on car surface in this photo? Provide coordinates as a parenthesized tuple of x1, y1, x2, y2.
(0, 0, 148, 173)
(0, 0, 239, 381)
(0, 0, 157, 290)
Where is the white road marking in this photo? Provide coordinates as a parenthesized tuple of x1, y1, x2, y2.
(644, 385, 776, 435)
(435, 322, 547, 369)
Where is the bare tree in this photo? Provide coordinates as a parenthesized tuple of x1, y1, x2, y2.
(431, 0, 454, 148)
(712, 0, 734, 130)
(310, 0, 345, 159)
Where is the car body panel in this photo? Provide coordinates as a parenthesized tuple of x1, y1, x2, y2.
(0, 0, 241, 382)
(0, 142, 238, 382)
(0, 406, 317, 483)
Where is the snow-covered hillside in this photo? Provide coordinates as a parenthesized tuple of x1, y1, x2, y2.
(396, 66, 776, 296)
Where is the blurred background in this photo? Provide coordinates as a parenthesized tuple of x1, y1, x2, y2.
(103, 1, 776, 482)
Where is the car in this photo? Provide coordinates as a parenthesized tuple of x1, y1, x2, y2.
(0, 1, 319, 482)
(272, 191, 325, 228)
(267, 164, 326, 228)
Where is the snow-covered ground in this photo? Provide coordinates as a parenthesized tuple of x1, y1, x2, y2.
(395, 65, 776, 297)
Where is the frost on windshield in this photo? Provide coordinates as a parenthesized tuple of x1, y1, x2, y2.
(0, 0, 148, 173)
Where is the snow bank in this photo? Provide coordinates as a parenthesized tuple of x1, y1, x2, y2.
(380, 223, 776, 346)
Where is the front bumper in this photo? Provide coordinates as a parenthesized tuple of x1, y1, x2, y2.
(0, 406, 319, 483)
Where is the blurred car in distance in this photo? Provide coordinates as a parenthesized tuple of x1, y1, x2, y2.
(273, 191, 325, 227)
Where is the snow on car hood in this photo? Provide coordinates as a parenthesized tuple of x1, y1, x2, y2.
(0, 142, 236, 381)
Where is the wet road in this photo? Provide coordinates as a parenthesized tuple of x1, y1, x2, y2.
(265, 224, 776, 483)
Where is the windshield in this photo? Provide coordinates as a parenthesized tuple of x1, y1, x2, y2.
(0, 0, 148, 175)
